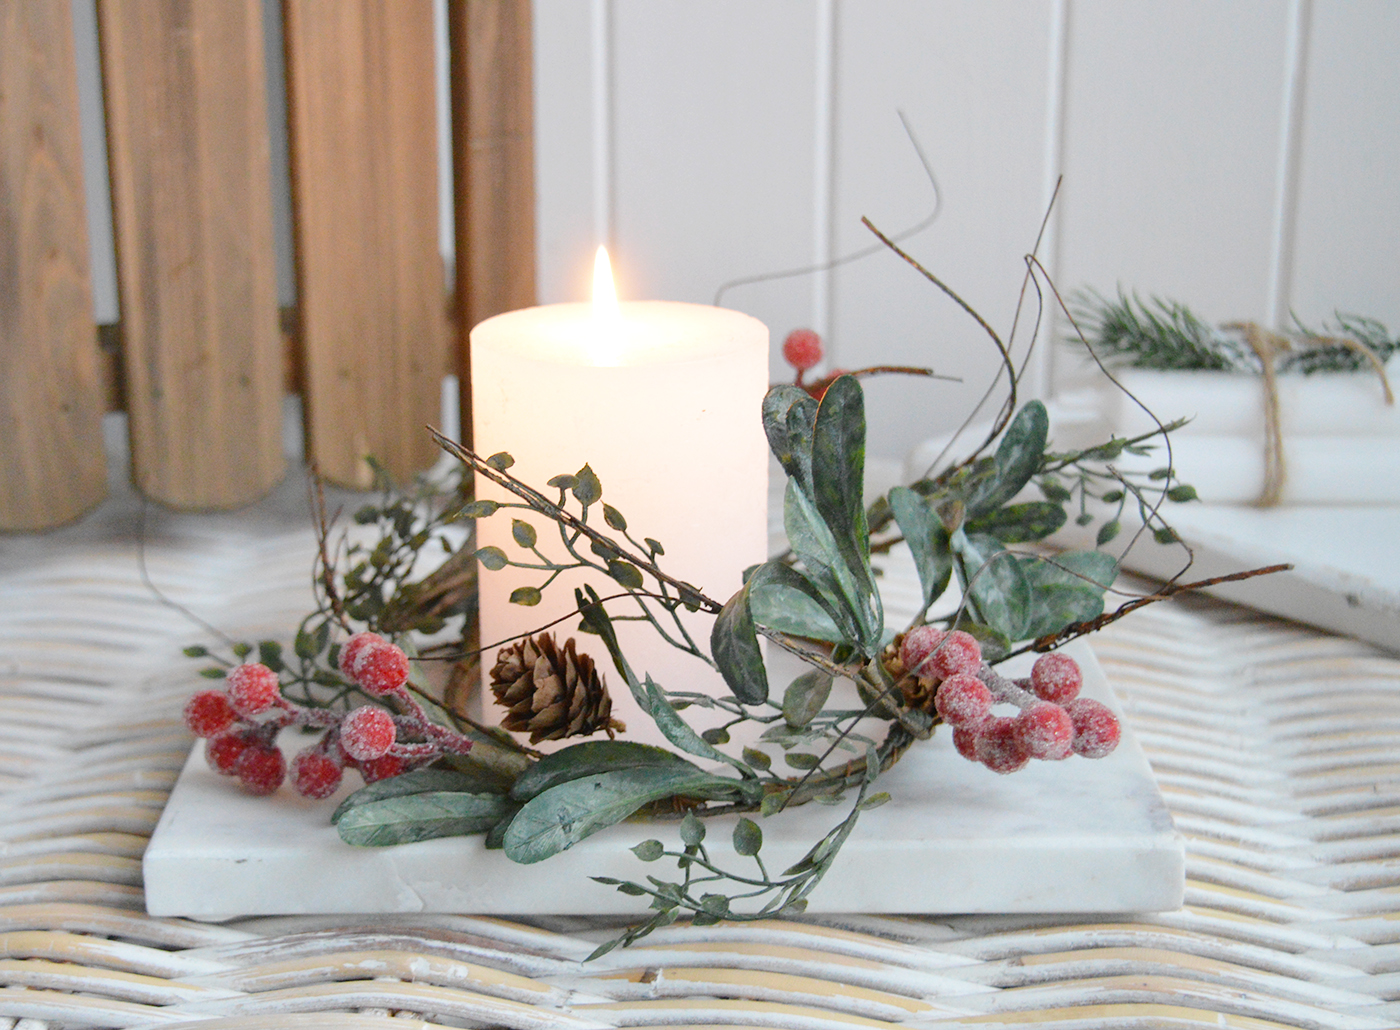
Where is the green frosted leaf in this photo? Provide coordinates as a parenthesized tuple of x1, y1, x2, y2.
(573, 464, 602, 506)
(337, 791, 511, 846)
(475, 546, 509, 571)
(733, 817, 763, 857)
(509, 586, 542, 606)
(782, 670, 833, 729)
(511, 519, 537, 548)
(503, 766, 736, 863)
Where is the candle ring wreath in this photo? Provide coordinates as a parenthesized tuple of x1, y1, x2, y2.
(181, 223, 1286, 957)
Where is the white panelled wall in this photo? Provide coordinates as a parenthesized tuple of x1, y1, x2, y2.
(534, 0, 1400, 462)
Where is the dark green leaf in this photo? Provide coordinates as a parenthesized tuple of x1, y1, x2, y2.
(966, 502, 1067, 543)
(680, 810, 705, 846)
(475, 546, 509, 571)
(1096, 520, 1121, 545)
(503, 765, 738, 863)
(760, 790, 792, 816)
(573, 464, 602, 506)
(644, 537, 664, 556)
(337, 791, 510, 846)
(860, 791, 891, 810)
(509, 586, 542, 606)
(888, 486, 953, 613)
(953, 531, 1031, 641)
(616, 881, 648, 896)
(809, 375, 876, 618)
(333, 767, 503, 824)
(781, 482, 872, 646)
(547, 473, 578, 490)
(741, 747, 771, 771)
(1148, 466, 1173, 481)
(483, 805, 520, 849)
(632, 839, 664, 861)
(460, 499, 500, 519)
(782, 670, 833, 729)
(643, 676, 752, 777)
(1167, 484, 1198, 502)
(1039, 479, 1073, 503)
(785, 752, 821, 770)
(183, 645, 208, 658)
(232, 641, 252, 659)
(968, 401, 1049, 514)
(603, 504, 627, 530)
(1100, 489, 1125, 503)
(486, 452, 514, 470)
(1020, 583, 1107, 640)
(510, 740, 698, 802)
(257, 640, 284, 672)
(700, 893, 729, 918)
(1154, 526, 1179, 544)
(607, 560, 644, 589)
(701, 727, 730, 745)
(761, 385, 818, 488)
(733, 817, 763, 856)
(354, 504, 379, 525)
(199, 667, 226, 679)
(511, 519, 537, 548)
(1075, 512, 1094, 526)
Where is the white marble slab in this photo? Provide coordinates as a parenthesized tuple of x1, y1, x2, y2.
(144, 639, 1183, 919)
(1054, 505, 1400, 653)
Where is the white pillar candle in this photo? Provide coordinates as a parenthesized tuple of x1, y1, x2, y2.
(470, 251, 769, 747)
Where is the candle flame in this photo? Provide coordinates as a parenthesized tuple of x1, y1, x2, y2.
(590, 246, 621, 365)
(592, 246, 619, 318)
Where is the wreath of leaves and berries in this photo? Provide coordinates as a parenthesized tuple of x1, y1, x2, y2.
(183, 240, 1283, 957)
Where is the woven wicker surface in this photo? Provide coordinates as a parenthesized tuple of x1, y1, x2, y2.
(4, 499, 1400, 1029)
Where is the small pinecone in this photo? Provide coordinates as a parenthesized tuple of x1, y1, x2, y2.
(882, 632, 938, 716)
(490, 633, 625, 743)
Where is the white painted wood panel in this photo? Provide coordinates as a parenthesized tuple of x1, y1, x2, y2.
(1054, 1, 1294, 343)
(534, 0, 1400, 457)
(1288, 0, 1400, 330)
(828, 0, 1061, 459)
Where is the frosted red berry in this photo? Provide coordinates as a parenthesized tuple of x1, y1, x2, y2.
(782, 328, 823, 371)
(351, 639, 410, 696)
(1066, 697, 1121, 758)
(356, 753, 406, 783)
(290, 749, 343, 799)
(900, 626, 944, 678)
(952, 725, 980, 762)
(1014, 701, 1074, 760)
(184, 690, 237, 738)
(233, 745, 286, 796)
(341, 706, 397, 761)
(206, 731, 251, 775)
(974, 717, 1030, 774)
(339, 631, 386, 678)
(227, 663, 281, 716)
(934, 672, 993, 727)
(1030, 652, 1082, 705)
(927, 630, 982, 680)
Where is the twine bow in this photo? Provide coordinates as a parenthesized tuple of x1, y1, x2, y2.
(1222, 322, 1394, 507)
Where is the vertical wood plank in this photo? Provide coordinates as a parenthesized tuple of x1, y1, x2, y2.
(99, 0, 284, 510)
(0, 0, 107, 530)
(449, 0, 536, 446)
(284, 0, 446, 488)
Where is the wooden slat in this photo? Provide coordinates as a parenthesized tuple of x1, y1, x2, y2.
(284, 0, 447, 488)
(98, 0, 284, 511)
(449, 0, 536, 447)
(0, 0, 107, 531)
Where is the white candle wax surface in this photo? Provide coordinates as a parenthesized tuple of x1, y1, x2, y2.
(471, 300, 769, 749)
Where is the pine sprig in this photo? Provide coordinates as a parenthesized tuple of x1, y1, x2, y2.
(1073, 290, 1399, 375)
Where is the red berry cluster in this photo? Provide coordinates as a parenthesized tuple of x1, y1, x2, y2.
(898, 627, 1121, 775)
(182, 632, 471, 798)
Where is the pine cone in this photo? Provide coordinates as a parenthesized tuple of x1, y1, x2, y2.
(489, 633, 625, 743)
